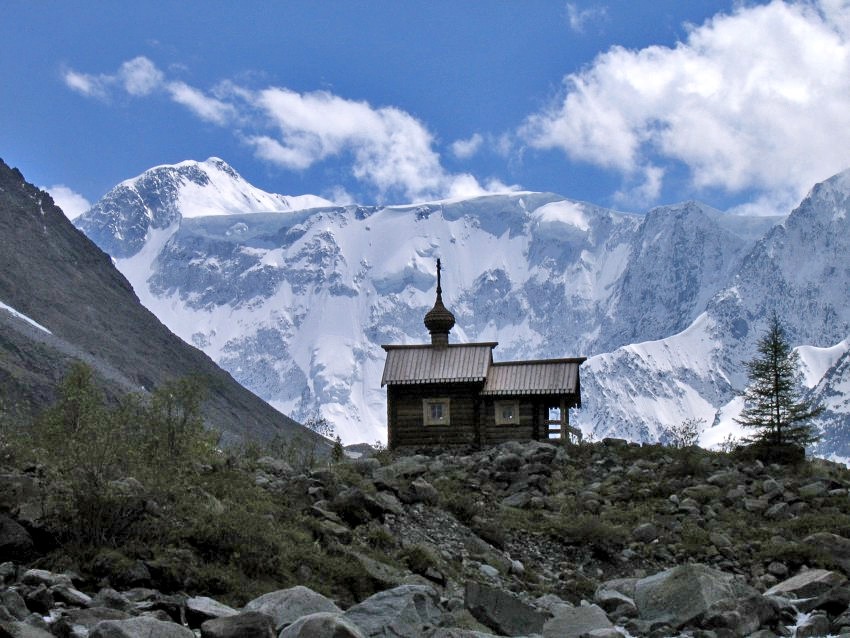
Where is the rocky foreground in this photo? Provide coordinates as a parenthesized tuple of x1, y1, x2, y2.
(4, 438, 850, 637)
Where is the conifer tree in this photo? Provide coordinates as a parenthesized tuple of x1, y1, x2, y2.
(736, 315, 823, 448)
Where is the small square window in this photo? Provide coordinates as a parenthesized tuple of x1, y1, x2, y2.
(423, 399, 450, 425)
(495, 401, 520, 425)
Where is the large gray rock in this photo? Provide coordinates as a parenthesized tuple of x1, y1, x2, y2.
(51, 608, 132, 638)
(342, 584, 442, 637)
(464, 581, 550, 637)
(429, 630, 500, 637)
(90, 616, 194, 638)
(804, 533, 850, 574)
(541, 604, 613, 638)
(764, 569, 847, 599)
(244, 585, 340, 631)
(633, 564, 754, 629)
(0, 515, 33, 562)
(278, 612, 366, 638)
(186, 596, 239, 628)
(0, 620, 54, 638)
(199, 611, 275, 638)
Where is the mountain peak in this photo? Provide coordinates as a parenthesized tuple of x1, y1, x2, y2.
(76, 158, 333, 258)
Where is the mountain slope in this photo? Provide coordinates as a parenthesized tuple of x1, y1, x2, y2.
(0, 158, 322, 447)
(74, 158, 809, 447)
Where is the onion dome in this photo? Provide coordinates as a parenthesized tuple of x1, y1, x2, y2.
(424, 259, 455, 346)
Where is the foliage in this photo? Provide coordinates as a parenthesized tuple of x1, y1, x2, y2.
(667, 417, 703, 448)
(304, 411, 335, 438)
(736, 315, 823, 450)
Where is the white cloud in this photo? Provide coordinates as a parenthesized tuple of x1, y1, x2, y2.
(63, 69, 110, 100)
(244, 87, 474, 201)
(45, 185, 91, 220)
(167, 81, 234, 125)
(451, 133, 484, 159)
(566, 3, 607, 33)
(119, 57, 163, 96)
(62, 59, 509, 202)
(522, 0, 850, 210)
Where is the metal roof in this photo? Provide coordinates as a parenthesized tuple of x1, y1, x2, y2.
(480, 358, 585, 396)
(381, 343, 496, 386)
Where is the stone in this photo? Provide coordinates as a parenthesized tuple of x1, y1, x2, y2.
(90, 616, 194, 638)
(186, 596, 239, 628)
(343, 584, 443, 637)
(792, 585, 850, 615)
(330, 488, 387, 526)
(541, 604, 613, 638)
(633, 564, 756, 629)
(50, 583, 93, 607)
(429, 630, 500, 638)
(798, 482, 828, 498)
(278, 612, 366, 637)
(804, 533, 850, 574)
(243, 586, 340, 631)
(0, 620, 54, 638)
(199, 611, 275, 638)
(594, 588, 637, 616)
(0, 590, 28, 621)
(51, 607, 132, 638)
(501, 492, 531, 509)
(90, 588, 132, 611)
(796, 612, 831, 638)
(464, 581, 550, 636)
(347, 552, 407, 589)
(632, 523, 658, 543)
(764, 569, 847, 599)
(407, 477, 439, 505)
(767, 562, 789, 578)
(21, 568, 71, 588)
(0, 516, 33, 562)
(700, 593, 778, 637)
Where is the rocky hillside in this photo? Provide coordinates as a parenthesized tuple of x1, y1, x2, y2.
(3, 439, 850, 637)
(0, 158, 322, 446)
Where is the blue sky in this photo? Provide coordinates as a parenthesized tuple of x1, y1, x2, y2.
(3, 1, 850, 218)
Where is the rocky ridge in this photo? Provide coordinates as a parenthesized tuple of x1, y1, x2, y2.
(4, 440, 850, 636)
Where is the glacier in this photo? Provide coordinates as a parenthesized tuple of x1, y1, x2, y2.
(74, 158, 850, 456)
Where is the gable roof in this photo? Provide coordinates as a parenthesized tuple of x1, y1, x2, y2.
(381, 343, 496, 386)
(481, 358, 585, 396)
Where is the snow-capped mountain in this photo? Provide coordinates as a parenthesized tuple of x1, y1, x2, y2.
(76, 158, 332, 258)
(74, 158, 850, 455)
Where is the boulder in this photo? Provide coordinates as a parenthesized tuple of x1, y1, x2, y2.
(803, 533, 850, 574)
(764, 569, 847, 599)
(699, 592, 778, 636)
(90, 616, 194, 638)
(51, 607, 132, 638)
(0, 515, 33, 562)
(0, 620, 54, 638)
(343, 584, 443, 637)
(186, 596, 239, 628)
(631, 523, 658, 543)
(429, 630, 500, 637)
(541, 604, 613, 638)
(278, 612, 366, 638)
(330, 488, 388, 526)
(243, 586, 340, 631)
(633, 564, 754, 629)
(464, 581, 550, 636)
(199, 611, 275, 638)
(0, 590, 28, 621)
(796, 611, 831, 638)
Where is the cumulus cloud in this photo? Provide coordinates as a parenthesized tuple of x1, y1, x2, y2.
(522, 0, 850, 212)
(62, 58, 510, 202)
(45, 185, 91, 220)
(451, 133, 484, 159)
